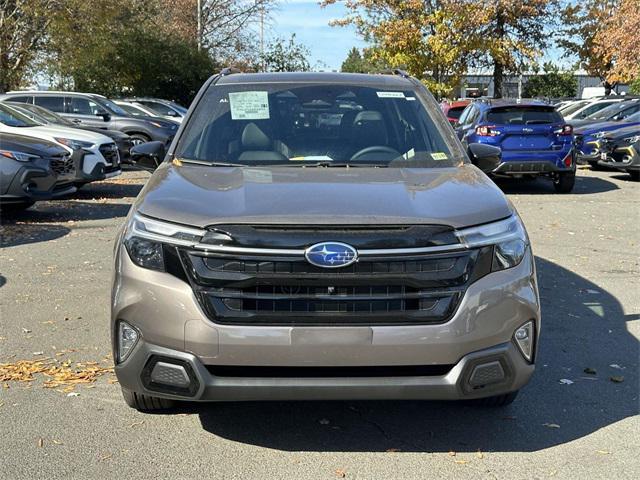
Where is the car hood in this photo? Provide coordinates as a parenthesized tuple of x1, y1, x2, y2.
(0, 123, 113, 145)
(135, 163, 513, 229)
(575, 120, 640, 136)
(603, 124, 640, 140)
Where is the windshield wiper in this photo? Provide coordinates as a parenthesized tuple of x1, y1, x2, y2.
(293, 162, 386, 168)
(177, 158, 246, 167)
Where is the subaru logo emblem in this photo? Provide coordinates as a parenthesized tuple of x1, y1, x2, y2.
(305, 242, 358, 268)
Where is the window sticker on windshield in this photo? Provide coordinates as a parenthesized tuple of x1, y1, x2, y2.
(406, 96, 416, 101)
(431, 152, 448, 161)
(229, 91, 270, 120)
(376, 91, 405, 98)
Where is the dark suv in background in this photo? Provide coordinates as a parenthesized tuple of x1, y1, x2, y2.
(0, 91, 178, 146)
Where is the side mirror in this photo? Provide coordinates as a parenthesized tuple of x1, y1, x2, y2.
(468, 143, 502, 173)
(129, 140, 165, 172)
(95, 110, 111, 121)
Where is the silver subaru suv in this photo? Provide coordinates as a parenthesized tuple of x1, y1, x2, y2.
(112, 70, 540, 411)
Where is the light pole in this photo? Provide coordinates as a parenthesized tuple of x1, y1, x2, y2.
(197, 0, 202, 51)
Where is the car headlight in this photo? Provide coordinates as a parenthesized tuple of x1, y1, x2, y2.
(0, 150, 40, 162)
(623, 135, 640, 144)
(54, 137, 95, 151)
(454, 215, 529, 271)
(123, 212, 231, 271)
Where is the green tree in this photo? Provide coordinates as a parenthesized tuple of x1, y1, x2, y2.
(262, 34, 311, 72)
(340, 47, 386, 73)
(0, 0, 60, 92)
(559, 0, 618, 93)
(630, 78, 640, 95)
(523, 63, 577, 98)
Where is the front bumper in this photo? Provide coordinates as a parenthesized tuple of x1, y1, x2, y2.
(73, 150, 122, 184)
(598, 145, 640, 171)
(1, 164, 76, 204)
(491, 150, 574, 175)
(112, 245, 540, 402)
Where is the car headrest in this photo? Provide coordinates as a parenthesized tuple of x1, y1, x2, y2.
(339, 111, 358, 138)
(241, 123, 272, 150)
(352, 110, 388, 146)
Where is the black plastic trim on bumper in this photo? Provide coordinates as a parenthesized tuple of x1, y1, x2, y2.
(492, 161, 572, 174)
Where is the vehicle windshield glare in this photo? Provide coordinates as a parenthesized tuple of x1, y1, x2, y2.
(175, 83, 465, 168)
(486, 106, 562, 125)
(0, 103, 42, 127)
(586, 102, 635, 120)
(99, 98, 130, 116)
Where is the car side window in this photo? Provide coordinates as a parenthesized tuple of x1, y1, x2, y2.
(7, 96, 33, 104)
(34, 96, 65, 113)
(464, 106, 479, 126)
(457, 105, 471, 126)
(140, 101, 174, 116)
(69, 97, 102, 115)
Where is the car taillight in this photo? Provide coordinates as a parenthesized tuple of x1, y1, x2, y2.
(563, 152, 573, 167)
(475, 125, 500, 136)
(554, 125, 573, 136)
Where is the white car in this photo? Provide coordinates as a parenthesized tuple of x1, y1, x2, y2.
(0, 102, 121, 185)
(563, 98, 627, 121)
(114, 100, 183, 124)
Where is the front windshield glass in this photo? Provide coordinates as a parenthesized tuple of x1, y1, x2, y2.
(117, 103, 147, 117)
(0, 103, 41, 127)
(17, 103, 74, 126)
(586, 102, 628, 120)
(560, 101, 588, 116)
(98, 98, 129, 116)
(176, 83, 464, 167)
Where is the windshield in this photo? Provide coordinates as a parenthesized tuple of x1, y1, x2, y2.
(560, 101, 588, 115)
(486, 106, 562, 125)
(626, 111, 640, 122)
(0, 103, 41, 127)
(586, 102, 630, 120)
(96, 97, 130, 116)
(117, 103, 148, 117)
(15, 103, 74, 126)
(175, 83, 464, 168)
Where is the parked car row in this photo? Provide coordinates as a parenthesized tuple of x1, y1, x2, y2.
(0, 92, 186, 211)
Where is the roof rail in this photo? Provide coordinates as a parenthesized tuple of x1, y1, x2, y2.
(379, 69, 411, 79)
(219, 67, 242, 76)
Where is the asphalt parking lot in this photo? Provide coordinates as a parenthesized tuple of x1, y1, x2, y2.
(1, 168, 638, 480)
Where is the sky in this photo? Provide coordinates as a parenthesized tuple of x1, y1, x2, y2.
(270, 0, 367, 71)
(268, 1, 575, 74)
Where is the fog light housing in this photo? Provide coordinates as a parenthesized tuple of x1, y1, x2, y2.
(514, 321, 534, 362)
(117, 321, 139, 363)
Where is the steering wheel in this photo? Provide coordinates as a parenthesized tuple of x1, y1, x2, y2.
(350, 146, 401, 162)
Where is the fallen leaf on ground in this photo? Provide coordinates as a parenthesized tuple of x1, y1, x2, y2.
(609, 364, 624, 370)
(32, 352, 44, 356)
(66, 392, 80, 397)
(596, 450, 610, 455)
(476, 449, 484, 459)
(610, 376, 624, 383)
(22, 328, 31, 334)
(37, 438, 43, 448)
(335, 468, 346, 478)
(52, 440, 63, 445)
(543, 423, 560, 429)
(99, 454, 112, 462)
(448, 451, 456, 456)
(583, 367, 597, 375)
(454, 460, 469, 464)
(129, 421, 145, 428)
(559, 379, 574, 385)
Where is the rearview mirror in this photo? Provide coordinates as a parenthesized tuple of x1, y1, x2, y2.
(468, 143, 502, 173)
(129, 140, 165, 172)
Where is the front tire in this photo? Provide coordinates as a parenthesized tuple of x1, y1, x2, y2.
(129, 133, 151, 146)
(121, 388, 175, 412)
(553, 171, 575, 193)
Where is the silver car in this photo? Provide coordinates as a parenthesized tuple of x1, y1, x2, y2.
(112, 71, 540, 411)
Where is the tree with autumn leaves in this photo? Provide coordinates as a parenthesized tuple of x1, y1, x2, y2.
(324, 0, 557, 98)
